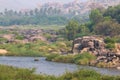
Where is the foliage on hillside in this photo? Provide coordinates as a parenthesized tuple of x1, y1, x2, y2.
(0, 8, 88, 26)
(64, 4, 120, 41)
(90, 5, 120, 37)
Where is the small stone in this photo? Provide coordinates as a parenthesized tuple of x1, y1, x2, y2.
(34, 58, 39, 61)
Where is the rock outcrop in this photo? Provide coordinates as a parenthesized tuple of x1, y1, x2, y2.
(115, 43, 120, 56)
(72, 36, 120, 68)
(73, 36, 108, 56)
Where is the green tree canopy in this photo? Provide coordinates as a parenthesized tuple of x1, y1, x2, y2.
(75, 24, 90, 37)
(89, 9, 104, 24)
(103, 5, 120, 23)
(65, 20, 79, 40)
(94, 19, 120, 37)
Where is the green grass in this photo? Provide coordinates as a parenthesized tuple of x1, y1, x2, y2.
(52, 55, 75, 63)
(104, 37, 116, 50)
(13, 25, 65, 30)
(15, 35, 24, 40)
(46, 54, 59, 61)
(0, 25, 69, 57)
(46, 52, 96, 65)
(74, 52, 96, 65)
(0, 65, 119, 80)
(0, 30, 10, 34)
(0, 42, 45, 57)
(0, 39, 71, 57)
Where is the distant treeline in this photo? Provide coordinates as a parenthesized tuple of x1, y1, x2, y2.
(0, 8, 89, 26)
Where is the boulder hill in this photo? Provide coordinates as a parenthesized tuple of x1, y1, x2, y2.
(72, 36, 120, 68)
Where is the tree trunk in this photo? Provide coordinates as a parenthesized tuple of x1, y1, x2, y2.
(71, 39, 75, 53)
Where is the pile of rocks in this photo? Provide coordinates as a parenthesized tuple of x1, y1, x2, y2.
(72, 36, 120, 68)
(73, 36, 108, 56)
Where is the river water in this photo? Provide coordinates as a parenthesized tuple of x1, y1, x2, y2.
(0, 56, 120, 76)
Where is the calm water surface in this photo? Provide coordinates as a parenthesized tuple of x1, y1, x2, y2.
(0, 56, 120, 76)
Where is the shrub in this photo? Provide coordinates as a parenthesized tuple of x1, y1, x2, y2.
(43, 33, 52, 39)
(76, 58, 89, 65)
(104, 37, 115, 49)
(105, 43, 115, 49)
(15, 35, 24, 40)
(53, 55, 74, 63)
(104, 37, 115, 44)
(46, 54, 59, 61)
(0, 37, 7, 42)
(74, 52, 96, 65)
(96, 62, 108, 68)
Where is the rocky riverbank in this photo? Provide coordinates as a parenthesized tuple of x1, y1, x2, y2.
(72, 36, 120, 69)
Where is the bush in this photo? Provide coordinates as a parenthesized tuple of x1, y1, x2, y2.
(104, 37, 115, 44)
(46, 54, 59, 61)
(105, 43, 115, 49)
(76, 58, 89, 65)
(53, 55, 74, 63)
(43, 33, 52, 39)
(104, 37, 115, 50)
(96, 62, 108, 68)
(0, 37, 7, 42)
(15, 35, 24, 40)
(74, 52, 96, 65)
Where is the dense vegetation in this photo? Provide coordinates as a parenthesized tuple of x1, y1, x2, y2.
(90, 5, 120, 37)
(0, 65, 120, 80)
(0, 8, 88, 26)
(65, 20, 90, 41)
(64, 5, 120, 41)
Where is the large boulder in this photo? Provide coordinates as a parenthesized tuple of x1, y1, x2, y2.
(72, 36, 107, 55)
(72, 36, 120, 68)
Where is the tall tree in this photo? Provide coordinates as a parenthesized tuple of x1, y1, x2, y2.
(65, 20, 79, 40)
(29, 10, 34, 16)
(76, 24, 90, 37)
(94, 20, 120, 37)
(65, 20, 79, 53)
(89, 9, 103, 24)
(103, 5, 120, 23)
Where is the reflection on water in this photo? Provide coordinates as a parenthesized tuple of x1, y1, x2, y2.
(0, 56, 120, 76)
